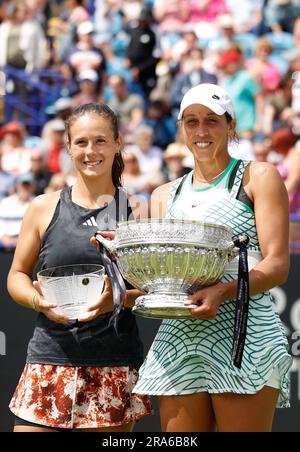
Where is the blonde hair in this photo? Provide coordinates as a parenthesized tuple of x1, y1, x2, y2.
(122, 152, 140, 176)
(255, 37, 273, 54)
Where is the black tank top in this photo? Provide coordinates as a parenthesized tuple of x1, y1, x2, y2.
(26, 187, 144, 368)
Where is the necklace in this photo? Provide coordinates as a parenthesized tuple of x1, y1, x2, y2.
(194, 167, 227, 184)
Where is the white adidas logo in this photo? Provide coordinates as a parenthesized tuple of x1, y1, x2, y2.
(83, 216, 98, 227)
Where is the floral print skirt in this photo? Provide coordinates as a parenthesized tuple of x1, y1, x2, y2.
(10, 364, 152, 430)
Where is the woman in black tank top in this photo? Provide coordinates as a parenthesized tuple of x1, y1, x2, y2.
(7, 103, 152, 432)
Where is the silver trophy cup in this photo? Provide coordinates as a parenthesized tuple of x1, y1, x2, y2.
(96, 219, 241, 319)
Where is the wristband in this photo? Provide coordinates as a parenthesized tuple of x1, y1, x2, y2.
(31, 292, 39, 312)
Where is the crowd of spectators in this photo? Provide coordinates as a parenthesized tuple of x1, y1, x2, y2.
(0, 0, 300, 251)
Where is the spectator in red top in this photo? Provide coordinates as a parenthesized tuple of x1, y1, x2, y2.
(47, 119, 68, 174)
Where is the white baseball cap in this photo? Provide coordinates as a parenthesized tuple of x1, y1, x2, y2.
(78, 69, 99, 83)
(77, 20, 94, 36)
(178, 84, 235, 120)
(51, 118, 65, 132)
(54, 97, 72, 112)
(218, 14, 234, 29)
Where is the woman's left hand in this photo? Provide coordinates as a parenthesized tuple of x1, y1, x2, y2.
(78, 275, 114, 322)
(90, 230, 116, 251)
(184, 284, 225, 319)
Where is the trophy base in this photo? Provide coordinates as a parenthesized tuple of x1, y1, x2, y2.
(132, 294, 198, 319)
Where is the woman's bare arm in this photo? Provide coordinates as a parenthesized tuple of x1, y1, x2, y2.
(150, 181, 173, 219)
(187, 162, 290, 318)
(7, 196, 47, 309)
(220, 162, 290, 301)
(7, 192, 68, 322)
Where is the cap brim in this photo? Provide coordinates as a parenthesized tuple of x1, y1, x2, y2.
(178, 100, 226, 120)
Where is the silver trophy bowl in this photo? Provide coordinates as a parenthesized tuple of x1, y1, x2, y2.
(96, 219, 240, 319)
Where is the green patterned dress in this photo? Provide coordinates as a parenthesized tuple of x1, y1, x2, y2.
(133, 159, 292, 407)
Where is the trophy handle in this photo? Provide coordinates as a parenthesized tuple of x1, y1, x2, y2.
(227, 235, 250, 261)
(94, 233, 117, 258)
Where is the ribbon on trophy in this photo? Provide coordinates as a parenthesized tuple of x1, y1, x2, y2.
(95, 234, 126, 334)
(232, 235, 250, 369)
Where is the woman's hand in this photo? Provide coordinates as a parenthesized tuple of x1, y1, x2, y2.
(90, 230, 116, 251)
(32, 281, 70, 324)
(184, 284, 226, 319)
(78, 276, 114, 322)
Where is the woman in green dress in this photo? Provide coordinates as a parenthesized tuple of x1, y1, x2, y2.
(133, 83, 292, 432)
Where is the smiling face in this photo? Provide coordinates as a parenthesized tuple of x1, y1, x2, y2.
(180, 104, 234, 163)
(68, 113, 122, 179)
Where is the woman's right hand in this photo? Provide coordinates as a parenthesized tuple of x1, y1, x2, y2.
(32, 281, 70, 324)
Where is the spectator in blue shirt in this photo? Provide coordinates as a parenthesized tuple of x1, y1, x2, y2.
(141, 100, 177, 149)
(171, 47, 218, 119)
